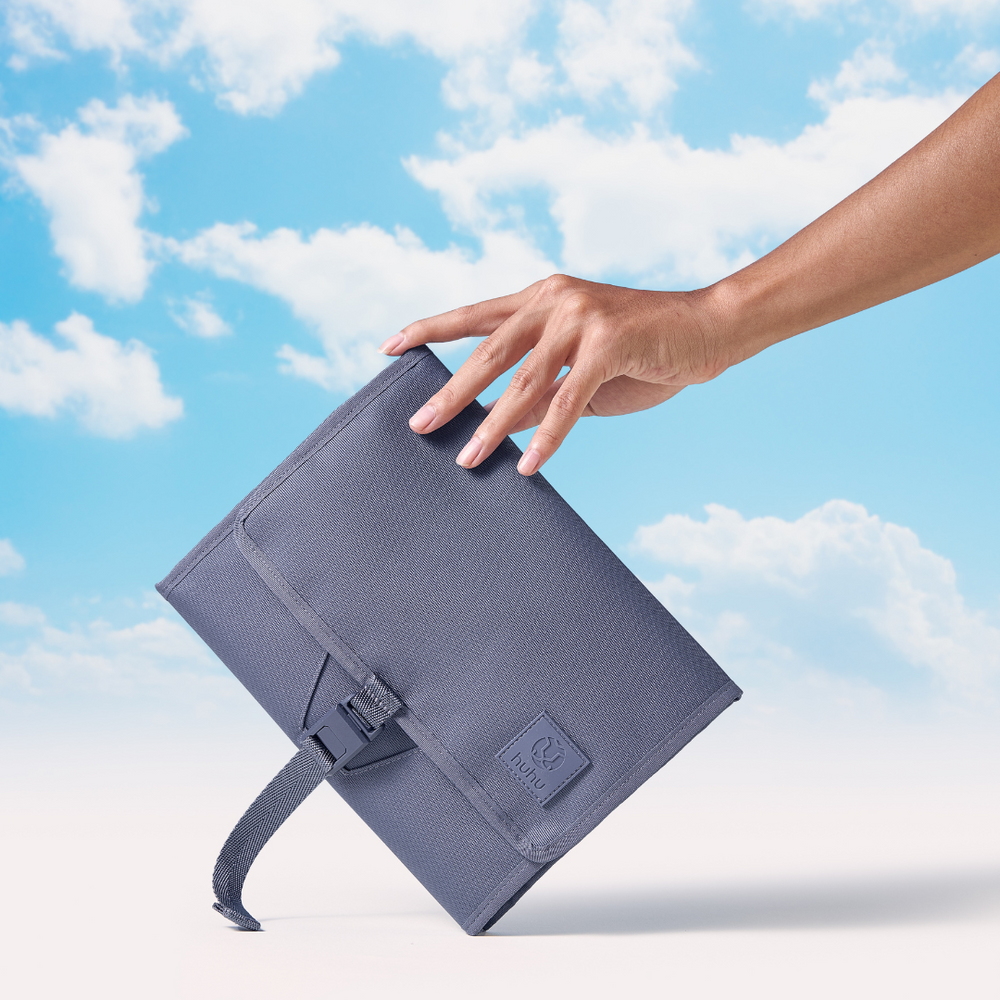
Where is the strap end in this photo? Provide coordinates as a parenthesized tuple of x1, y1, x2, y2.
(212, 900, 262, 932)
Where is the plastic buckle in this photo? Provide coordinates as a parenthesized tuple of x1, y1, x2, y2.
(304, 697, 382, 772)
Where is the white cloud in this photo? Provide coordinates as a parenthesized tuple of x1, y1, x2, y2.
(162, 0, 344, 116)
(807, 40, 906, 105)
(0, 540, 26, 576)
(752, 0, 859, 16)
(171, 295, 232, 338)
(0, 612, 231, 705)
(437, 0, 698, 121)
(171, 221, 554, 388)
(5, 0, 540, 115)
(757, 0, 1000, 18)
(0, 312, 183, 437)
(11, 94, 186, 301)
(898, 0, 1000, 13)
(409, 84, 963, 284)
(168, 0, 538, 120)
(5, 0, 996, 122)
(440, 49, 554, 124)
(180, 0, 538, 115)
(4, 0, 142, 69)
(0, 602, 46, 626)
(506, 51, 555, 101)
(557, 0, 697, 113)
(954, 43, 1000, 81)
(635, 501, 1000, 698)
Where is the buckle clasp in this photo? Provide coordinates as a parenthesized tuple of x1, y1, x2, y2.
(304, 698, 382, 772)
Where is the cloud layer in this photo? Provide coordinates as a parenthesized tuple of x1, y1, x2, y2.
(636, 500, 1000, 701)
(0, 313, 183, 436)
(0, 608, 235, 712)
(4, 0, 718, 121)
(11, 94, 186, 302)
(1, 5, 994, 401)
(171, 295, 232, 338)
(3, 7, 986, 393)
(172, 222, 554, 388)
(410, 82, 963, 285)
(5, 0, 539, 115)
(558, 0, 697, 112)
(0, 540, 26, 576)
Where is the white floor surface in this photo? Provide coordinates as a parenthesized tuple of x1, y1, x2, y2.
(3, 711, 999, 1000)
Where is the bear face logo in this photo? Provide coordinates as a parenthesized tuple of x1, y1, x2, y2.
(498, 712, 589, 806)
(530, 735, 566, 771)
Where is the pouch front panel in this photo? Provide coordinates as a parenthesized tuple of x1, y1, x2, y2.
(333, 746, 548, 932)
(160, 525, 542, 932)
(165, 530, 330, 741)
(239, 349, 740, 858)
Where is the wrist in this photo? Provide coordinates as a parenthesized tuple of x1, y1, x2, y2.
(677, 280, 764, 377)
(697, 260, 801, 370)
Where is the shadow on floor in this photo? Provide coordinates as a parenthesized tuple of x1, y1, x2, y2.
(491, 867, 1000, 936)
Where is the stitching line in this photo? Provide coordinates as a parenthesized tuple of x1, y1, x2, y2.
(392, 709, 535, 855)
(159, 349, 428, 598)
(235, 350, 428, 532)
(156, 524, 234, 598)
(526, 680, 740, 859)
(462, 858, 543, 933)
(339, 747, 421, 776)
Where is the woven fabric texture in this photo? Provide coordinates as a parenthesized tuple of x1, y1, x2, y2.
(212, 739, 337, 931)
(158, 346, 742, 934)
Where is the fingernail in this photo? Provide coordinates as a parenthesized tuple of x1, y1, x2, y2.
(378, 334, 405, 354)
(456, 436, 483, 468)
(409, 404, 436, 432)
(518, 448, 542, 476)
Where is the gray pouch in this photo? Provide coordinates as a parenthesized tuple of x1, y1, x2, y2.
(157, 346, 741, 934)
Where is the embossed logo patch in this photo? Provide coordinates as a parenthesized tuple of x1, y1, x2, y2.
(497, 712, 589, 806)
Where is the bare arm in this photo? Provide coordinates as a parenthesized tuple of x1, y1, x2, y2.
(380, 73, 1000, 476)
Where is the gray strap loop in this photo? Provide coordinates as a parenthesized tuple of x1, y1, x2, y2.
(349, 673, 400, 730)
(212, 675, 400, 931)
(212, 739, 335, 931)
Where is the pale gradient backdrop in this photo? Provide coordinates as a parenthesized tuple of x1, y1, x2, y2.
(1, 2, 998, 996)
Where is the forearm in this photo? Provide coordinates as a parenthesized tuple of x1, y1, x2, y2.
(707, 73, 1000, 365)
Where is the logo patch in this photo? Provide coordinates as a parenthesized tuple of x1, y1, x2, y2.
(497, 712, 589, 806)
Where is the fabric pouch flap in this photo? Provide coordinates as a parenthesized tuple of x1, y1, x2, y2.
(233, 347, 740, 863)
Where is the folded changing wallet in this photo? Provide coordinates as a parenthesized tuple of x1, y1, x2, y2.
(157, 346, 742, 935)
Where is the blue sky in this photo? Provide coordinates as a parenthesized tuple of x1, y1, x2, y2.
(1, 0, 999, 727)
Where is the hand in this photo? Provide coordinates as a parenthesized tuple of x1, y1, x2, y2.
(378, 275, 734, 475)
(380, 75, 1000, 477)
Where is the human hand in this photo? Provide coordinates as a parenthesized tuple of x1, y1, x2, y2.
(378, 275, 734, 476)
(380, 74, 1000, 477)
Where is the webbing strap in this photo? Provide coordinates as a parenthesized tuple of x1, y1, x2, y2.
(212, 675, 400, 931)
(349, 673, 400, 729)
(212, 738, 336, 930)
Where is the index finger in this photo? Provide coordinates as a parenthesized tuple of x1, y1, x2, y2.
(378, 280, 545, 356)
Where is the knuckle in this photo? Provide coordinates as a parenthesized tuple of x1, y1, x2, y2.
(452, 303, 478, 326)
(532, 424, 561, 451)
(470, 336, 503, 371)
(548, 388, 580, 419)
(432, 383, 458, 412)
(477, 417, 504, 447)
(584, 316, 611, 343)
(554, 291, 593, 324)
(541, 273, 575, 297)
(507, 365, 537, 396)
